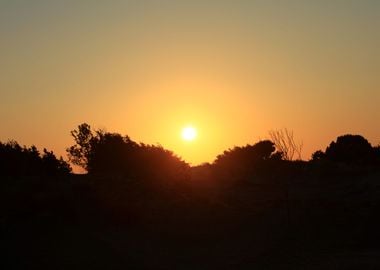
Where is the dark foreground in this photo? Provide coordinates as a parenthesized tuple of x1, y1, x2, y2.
(2, 170, 380, 269)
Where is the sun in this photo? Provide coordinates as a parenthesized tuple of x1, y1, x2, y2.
(181, 126, 197, 141)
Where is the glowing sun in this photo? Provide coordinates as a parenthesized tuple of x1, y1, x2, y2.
(181, 126, 197, 141)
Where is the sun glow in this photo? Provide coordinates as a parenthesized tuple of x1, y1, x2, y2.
(181, 126, 197, 141)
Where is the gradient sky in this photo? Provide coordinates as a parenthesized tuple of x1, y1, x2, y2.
(1, 0, 379, 168)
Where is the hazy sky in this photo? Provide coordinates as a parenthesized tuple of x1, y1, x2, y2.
(1, 0, 379, 167)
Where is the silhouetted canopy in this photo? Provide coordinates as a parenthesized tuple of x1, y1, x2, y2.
(67, 123, 189, 180)
(312, 134, 377, 166)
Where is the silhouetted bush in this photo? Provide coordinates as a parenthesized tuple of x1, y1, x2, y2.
(0, 141, 71, 177)
(311, 150, 325, 161)
(326, 135, 375, 164)
(67, 123, 189, 180)
(41, 149, 72, 175)
(312, 134, 378, 167)
(212, 140, 283, 181)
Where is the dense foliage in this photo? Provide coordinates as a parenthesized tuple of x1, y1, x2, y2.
(312, 134, 380, 167)
(0, 140, 71, 176)
(67, 123, 189, 180)
(212, 140, 283, 180)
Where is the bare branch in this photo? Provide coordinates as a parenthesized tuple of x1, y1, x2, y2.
(269, 128, 303, 160)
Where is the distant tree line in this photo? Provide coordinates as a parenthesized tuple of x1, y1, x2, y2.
(0, 141, 71, 176)
(3, 124, 380, 269)
(210, 133, 380, 182)
(1, 123, 379, 180)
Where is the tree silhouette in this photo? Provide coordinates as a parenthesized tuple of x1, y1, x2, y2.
(312, 134, 377, 166)
(88, 131, 139, 176)
(0, 140, 71, 176)
(213, 140, 283, 180)
(311, 150, 325, 161)
(66, 123, 94, 170)
(67, 123, 189, 179)
(42, 149, 72, 175)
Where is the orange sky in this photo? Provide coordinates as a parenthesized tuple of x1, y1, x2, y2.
(0, 1, 379, 170)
